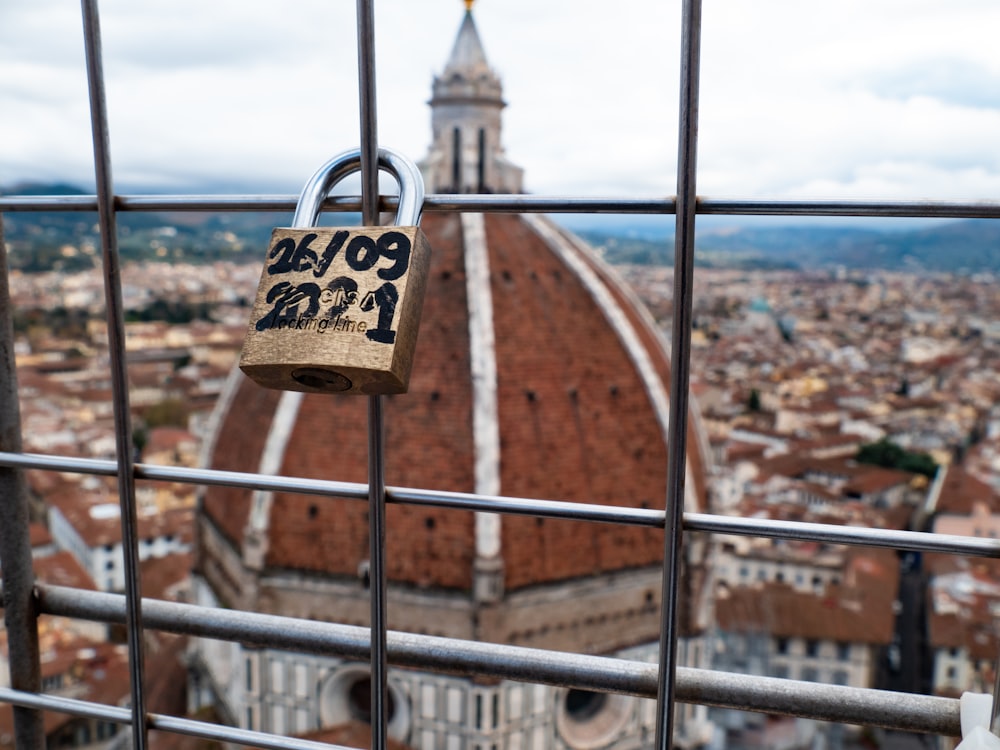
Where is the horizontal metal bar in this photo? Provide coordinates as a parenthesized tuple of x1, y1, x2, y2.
(0, 448, 994, 553)
(0, 194, 670, 214)
(684, 511, 1000, 557)
(0, 667, 960, 746)
(0, 450, 664, 526)
(18, 584, 958, 736)
(0, 193, 670, 215)
(686, 672, 959, 737)
(0, 450, 995, 558)
(0, 449, 370, 501)
(0, 686, 354, 750)
(697, 198, 1000, 219)
(3, 193, 1000, 218)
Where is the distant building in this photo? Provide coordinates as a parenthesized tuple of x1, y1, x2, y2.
(46, 479, 192, 593)
(0, 641, 128, 750)
(191, 5, 715, 749)
(926, 466, 1000, 698)
(713, 548, 899, 748)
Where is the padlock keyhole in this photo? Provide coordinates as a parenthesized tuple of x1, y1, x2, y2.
(291, 367, 353, 392)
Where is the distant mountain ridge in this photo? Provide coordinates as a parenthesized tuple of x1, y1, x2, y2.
(1, 182, 290, 272)
(583, 220, 1000, 273)
(3, 182, 999, 273)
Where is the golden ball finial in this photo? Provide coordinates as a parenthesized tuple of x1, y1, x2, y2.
(464, 0, 474, 11)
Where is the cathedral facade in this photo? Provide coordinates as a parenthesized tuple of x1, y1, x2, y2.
(190, 6, 715, 749)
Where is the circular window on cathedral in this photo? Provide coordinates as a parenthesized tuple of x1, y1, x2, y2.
(320, 665, 410, 741)
(346, 675, 396, 724)
(555, 689, 633, 749)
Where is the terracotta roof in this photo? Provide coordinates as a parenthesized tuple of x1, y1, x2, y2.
(140, 551, 192, 601)
(29, 522, 53, 549)
(726, 441, 768, 462)
(33, 550, 96, 590)
(48, 489, 193, 549)
(935, 465, 999, 515)
(716, 573, 896, 645)
(790, 433, 865, 454)
(843, 466, 913, 496)
(928, 608, 1000, 660)
(145, 426, 197, 454)
(298, 721, 415, 750)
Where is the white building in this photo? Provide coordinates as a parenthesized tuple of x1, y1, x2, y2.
(46, 483, 191, 592)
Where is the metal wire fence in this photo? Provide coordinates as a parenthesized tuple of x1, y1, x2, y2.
(2, 1, 1000, 749)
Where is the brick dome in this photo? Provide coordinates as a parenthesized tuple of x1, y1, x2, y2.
(197, 211, 712, 646)
(196, 6, 711, 650)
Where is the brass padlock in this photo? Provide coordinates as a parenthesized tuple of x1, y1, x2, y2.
(239, 148, 431, 395)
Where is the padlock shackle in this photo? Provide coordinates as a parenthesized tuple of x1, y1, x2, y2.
(292, 147, 425, 229)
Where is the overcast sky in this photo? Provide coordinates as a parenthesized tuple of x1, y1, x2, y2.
(3, 0, 1000, 212)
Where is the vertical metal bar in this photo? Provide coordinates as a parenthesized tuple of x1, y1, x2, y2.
(355, 2, 388, 750)
(0, 216, 45, 749)
(367, 395, 389, 750)
(991, 654, 1000, 734)
(80, 2, 149, 749)
(654, 0, 702, 747)
(357, 0, 380, 222)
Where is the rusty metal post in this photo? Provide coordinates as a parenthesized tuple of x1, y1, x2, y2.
(0, 215, 45, 748)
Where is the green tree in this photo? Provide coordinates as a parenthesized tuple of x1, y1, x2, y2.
(132, 424, 148, 458)
(856, 438, 937, 478)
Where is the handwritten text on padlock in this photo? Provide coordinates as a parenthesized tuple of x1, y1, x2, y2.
(254, 229, 414, 345)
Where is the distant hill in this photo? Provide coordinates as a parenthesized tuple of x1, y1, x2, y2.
(4, 183, 999, 273)
(1, 182, 292, 272)
(827, 220, 1000, 272)
(581, 219, 1000, 273)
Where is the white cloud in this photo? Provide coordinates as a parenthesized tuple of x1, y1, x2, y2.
(2, 0, 1000, 207)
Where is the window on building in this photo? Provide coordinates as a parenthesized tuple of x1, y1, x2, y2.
(564, 690, 608, 722)
(75, 724, 91, 746)
(806, 640, 820, 658)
